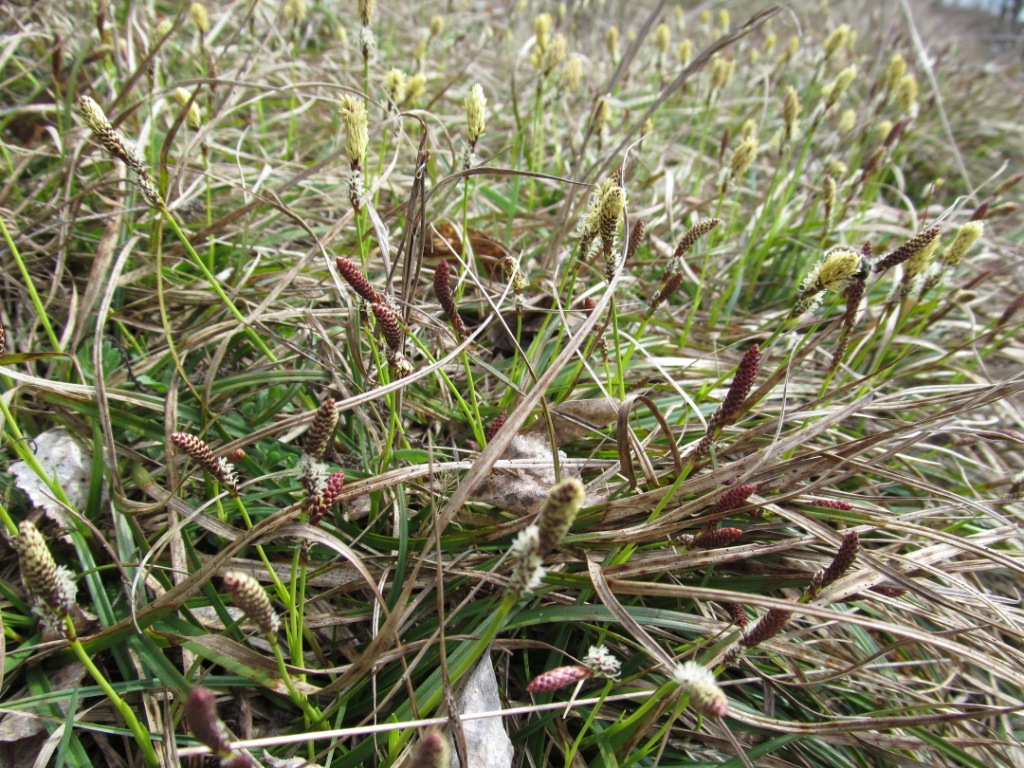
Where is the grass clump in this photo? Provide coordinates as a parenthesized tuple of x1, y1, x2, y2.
(0, 2, 1022, 767)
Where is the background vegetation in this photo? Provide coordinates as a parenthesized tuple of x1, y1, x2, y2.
(1, 0, 1022, 766)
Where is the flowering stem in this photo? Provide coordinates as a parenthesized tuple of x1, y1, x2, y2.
(269, 633, 326, 729)
(0, 215, 61, 352)
(64, 617, 161, 768)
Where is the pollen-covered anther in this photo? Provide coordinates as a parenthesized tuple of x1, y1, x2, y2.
(671, 661, 729, 718)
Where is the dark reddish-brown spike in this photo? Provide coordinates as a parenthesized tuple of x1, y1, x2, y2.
(485, 410, 507, 441)
(433, 259, 467, 340)
(690, 527, 743, 549)
(740, 608, 792, 649)
(723, 602, 749, 628)
(336, 256, 380, 303)
(814, 530, 860, 589)
(625, 217, 645, 262)
(304, 397, 338, 459)
(371, 302, 403, 352)
(712, 484, 757, 514)
(873, 227, 940, 274)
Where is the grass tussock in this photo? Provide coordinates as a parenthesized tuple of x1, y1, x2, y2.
(1, 1, 1023, 766)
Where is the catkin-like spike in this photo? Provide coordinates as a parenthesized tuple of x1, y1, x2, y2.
(222, 571, 280, 635)
(690, 527, 743, 549)
(625, 217, 645, 262)
(723, 602, 749, 628)
(693, 345, 760, 457)
(184, 687, 233, 756)
(0, 325, 6, 356)
(337, 95, 369, 169)
(464, 84, 487, 148)
(728, 135, 759, 180)
(671, 662, 729, 718)
(740, 608, 792, 649)
(805, 497, 854, 510)
(598, 182, 626, 258)
(783, 86, 800, 142)
(712, 484, 757, 514)
(304, 397, 338, 459)
(813, 530, 859, 590)
(79, 95, 163, 207)
(940, 221, 984, 268)
(335, 256, 380, 303)
(822, 24, 849, 61)
(649, 272, 684, 314)
(171, 432, 239, 494)
(371, 302, 403, 353)
(485, 411, 507, 441)
(673, 218, 720, 260)
(535, 478, 585, 556)
(284, 0, 307, 23)
(308, 470, 345, 527)
(358, 0, 375, 26)
(172, 87, 202, 129)
(410, 729, 449, 768)
(869, 585, 907, 598)
(384, 68, 407, 106)
(873, 227, 940, 273)
(433, 259, 466, 340)
(16, 521, 75, 622)
(527, 665, 593, 693)
(189, 3, 209, 34)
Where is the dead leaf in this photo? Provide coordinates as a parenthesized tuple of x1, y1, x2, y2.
(8, 428, 98, 526)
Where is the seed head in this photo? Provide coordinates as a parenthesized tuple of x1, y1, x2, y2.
(189, 2, 209, 34)
(16, 521, 76, 627)
(304, 397, 338, 459)
(527, 665, 592, 693)
(79, 95, 161, 208)
(650, 271, 684, 314)
(335, 256, 380, 303)
(371, 302, 403, 353)
(223, 571, 279, 635)
(940, 221, 984, 268)
(410, 729, 449, 768)
(873, 227, 940, 274)
(671, 662, 728, 718)
(433, 259, 467, 340)
(739, 607, 792, 649)
(173, 87, 202, 130)
(689, 526, 744, 549)
(723, 602, 749, 628)
(535, 478, 585, 556)
(464, 83, 487, 147)
(184, 687, 234, 756)
(171, 432, 239, 494)
(429, 15, 444, 38)
(709, 55, 734, 92)
(713, 484, 757, 514)
(813, 530, 859, 590)
(337, 95, 369, 169)
(673, 218, 720, 262)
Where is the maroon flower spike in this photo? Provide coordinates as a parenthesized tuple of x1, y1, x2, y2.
(336, 256, 380, 303)
(433, 259, 467, 340)
(582, 296, 597, 313)
(485, 410, 507, 441)
(371, 302, 403, 353)
(171, 432, 239, 495)
(410, 729, 450, 768)
(813, 530, 860, 591)
(309, 470, 345, 527)
(625, 217, 645, 262)
(712, 484, 757, 514)
(969, 200, 989, 221)
(861, 240, 873, 259)
(739, 608, 792, 649)
(304, 397, 338, 459)
(527, 664, 593, 693)
(649, 271, 684, 314)
(872, 227, 940, 274)
(693, 344, 761, 457)
(0, 325, 6, 356)
(806, 497, 854, 510)
(184, 687, 233, 756)
(690, 526, 743, 549)
(723, 602, 749, 628)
